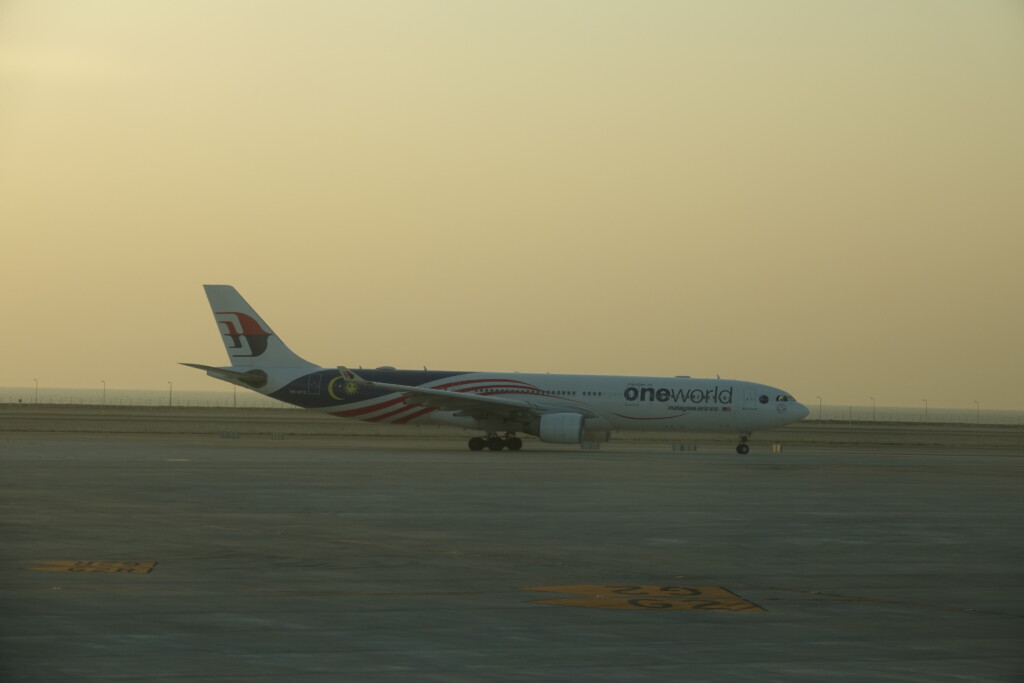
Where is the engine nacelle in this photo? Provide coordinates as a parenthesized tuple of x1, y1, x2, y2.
(536, 413, 586, 444)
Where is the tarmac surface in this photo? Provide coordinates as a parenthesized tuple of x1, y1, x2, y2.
(3, 404, 1023, 448)
(2, 433, 1023, 681)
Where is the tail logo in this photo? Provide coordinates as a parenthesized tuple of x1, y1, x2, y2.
(215, 312, 272, 358)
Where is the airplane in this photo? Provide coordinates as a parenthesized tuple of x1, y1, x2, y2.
(184, 285, 809, 453)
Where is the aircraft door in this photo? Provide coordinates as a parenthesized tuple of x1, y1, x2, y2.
(743, 388, 757, 410)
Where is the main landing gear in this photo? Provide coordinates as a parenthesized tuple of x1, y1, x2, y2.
(468, 433, 523, 452)
(736, 433, 750, 454)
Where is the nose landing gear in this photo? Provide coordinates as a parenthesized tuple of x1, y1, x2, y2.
(736, 433, 750, 454)
(468, 433, 523, 452)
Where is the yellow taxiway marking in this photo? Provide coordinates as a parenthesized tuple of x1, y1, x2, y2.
(533, 596, 763, 611)
(27, 561, 157, 574)
(522, 584, 736, 598)
(520, 584, 764, 612)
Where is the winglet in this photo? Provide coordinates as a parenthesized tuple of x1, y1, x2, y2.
(337, 366, 366, 382)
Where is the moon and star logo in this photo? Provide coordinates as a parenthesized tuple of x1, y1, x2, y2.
(327, 375, 360, 401)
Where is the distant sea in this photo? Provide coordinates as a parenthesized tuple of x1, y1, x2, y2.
(0, 387, 290, 410)
(1, 386, 1022, 425)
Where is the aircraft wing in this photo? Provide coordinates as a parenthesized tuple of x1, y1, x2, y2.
(339, 367, 598, 419)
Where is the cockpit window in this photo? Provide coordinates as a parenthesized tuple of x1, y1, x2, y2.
(776, 395, 795, 402)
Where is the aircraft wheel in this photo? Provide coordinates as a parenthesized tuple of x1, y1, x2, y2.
(487, 436, 505, 451)
(736, 443, 750, 455)
(468, 437, 486, 451)
(506, 437, 523, 451)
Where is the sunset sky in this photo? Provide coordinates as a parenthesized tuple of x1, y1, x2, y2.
(1, 1, 1022, 410)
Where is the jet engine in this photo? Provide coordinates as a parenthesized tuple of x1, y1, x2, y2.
(536, 413, 586, 444)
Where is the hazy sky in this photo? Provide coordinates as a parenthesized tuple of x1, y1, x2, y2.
(2, 1, 1022, 410)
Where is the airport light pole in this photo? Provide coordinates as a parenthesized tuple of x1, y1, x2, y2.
(816, 396, 822, 421)
(870, 397, 876, 422)
(168, 381, 173, 407)
(974, 400, 980, 424)
(101, 380, 106, 406)
(33, 378, 38, 403)
(922, 399, 928, 423)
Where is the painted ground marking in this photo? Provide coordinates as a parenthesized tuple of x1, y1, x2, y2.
(520, 584, 764, 612)
(27, 561, 157, 574)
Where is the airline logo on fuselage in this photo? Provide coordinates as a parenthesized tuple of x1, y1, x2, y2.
(624, 385, 733, 405)
(215, 312, 272, 358)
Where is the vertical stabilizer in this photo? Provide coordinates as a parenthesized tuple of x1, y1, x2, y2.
(203, 285, 316, 368)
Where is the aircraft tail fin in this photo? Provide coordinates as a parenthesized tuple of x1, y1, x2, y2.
(203, 285, 317, 368)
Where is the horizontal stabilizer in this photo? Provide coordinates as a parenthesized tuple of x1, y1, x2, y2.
(180, 363, 268, 389)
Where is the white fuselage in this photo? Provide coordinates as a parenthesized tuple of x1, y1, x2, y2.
(258, 367, 808, 437)
(190, 285, 809, 450)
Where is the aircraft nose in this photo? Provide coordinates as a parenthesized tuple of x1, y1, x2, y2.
(795, 402, 811, 421)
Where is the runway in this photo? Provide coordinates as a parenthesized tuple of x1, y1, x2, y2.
(2, 435, 1023, 681)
